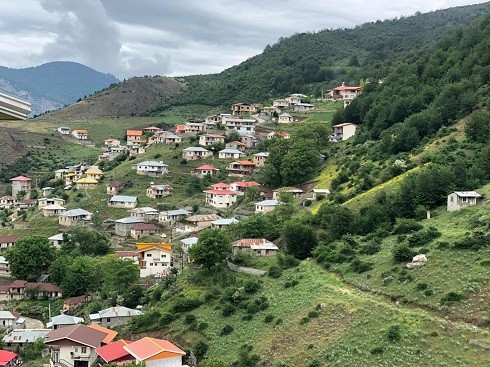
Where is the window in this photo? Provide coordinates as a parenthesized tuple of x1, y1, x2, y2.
(146, 253, 152, 257)
(81, 347, 87, 354)
(74, 348, 78, 353)
(106, 318, 111, 322)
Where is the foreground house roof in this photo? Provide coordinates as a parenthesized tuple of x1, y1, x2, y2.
(96, 339, 133, 363)
(123, 337, 185, 361)
(44, 324, 107, 348)
(0, 92, 31, 120)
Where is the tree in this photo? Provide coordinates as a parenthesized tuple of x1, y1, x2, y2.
(62, 228, 110, 256)
(61, 256, 101, 297)
(5, 236, 56, 280)
(281, 140, 320, 186)
(102, 257, 140, 296)
(283, 221, 318, 260)
(189, 228, 231, 270)
(465, 110, 490, 143)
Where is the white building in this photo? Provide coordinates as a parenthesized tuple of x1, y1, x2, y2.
(332, 122, 358, 141)
(218, 148, 246, 159)
(108, 195, 138, 209)
(204, 183, 239, 208)
(134, 161, 168, 178)
(447, 191, 482, 212)
(255, 199, 280, 214)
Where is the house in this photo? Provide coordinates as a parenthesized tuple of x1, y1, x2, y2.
(332, 122, 358, 141)
(272, 99, 288, 108)
(87, 324, 117, 345)
(42, 204, 66, 217)
(96, 340, 134, 364)
(225, 140, 247, 151)
(231, 102, 253, 115)
(0, 257, 10, 277)
(222, 117, 257, 135)
(310, 189, 331, 200)
(272, 187, 304, 200)
(10, 176, 31, 198)
(204, 183, 239, 208)
(0, 311, 19, 330)
(46, 314, 84, 330)
(228, 181, 259, 195)
(180, 237, 198, 257)
(0, 283, 9, 302)
(179, 214, 222, 233)
(135, 243, 173, 277)
(199, 134, 225, 146)
(158, 209, 191, 225)
(240, 134, 257, 148)
(38, 197, 65, 209)
(0, 236, 18, 252)
(115, 251, 139, 264)
(292, 103, 315, 112)
(48, 233, 64, 248)
(263, 106, 281, 116)
(182, 147, 212, 161)
(63, 295, 89, 313)
(447, 191, 483, 212)
(72, 129, 88, 140)
(42, 187, 55, 197)
(106, 181, 123, 195)
(115, 217, 145, 237)
(130, 223, 160, 239)
(285, 94, 305, 105)
(278, 113, 293, 123)
(103, 138, 120, 147)
(328, 84, 363, 107)
(232, 238, 279, 256)
(76, 177, 99, 189)
(193, 164, 220, 178)
(148, 131, 182, 145)
(9, 281, 62, 301)
(108, 195, 138, 209)
(85, 167, 104, 180)
(126, 130, 143, 146)
(128, 144, 146, 156)
(44, 324, 107, 367)
(174, 124, 186, 134)
(211, 218, 239, 228)
(267, 131, 290, 140)
(58, 126, 71, 135)
(253, 152, 269, 167)
(255, 199, 280, 213)
(134, 161, 169, 178)
(0, 197, 16, 208)
(0, 350, 19, 367)
(90, 306, 143, 328)
(58, 209, 92, 227)
(123, 337, 185, 367)
(226, 160, 256, 177)
(3, 329, 50, 351)
(17, 198, 36, 209)
(143, 126, 161, 134)
(218, 148, 245, 159)
(146, 184, 172, 199)
(206, 115, 221, 124)
(130, 207, 159, 221)
(184, 118, 205, 133)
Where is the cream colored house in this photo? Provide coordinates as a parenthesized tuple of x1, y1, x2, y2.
(199, 134, 225, 146)
(146, 184, 172, 199)
(76, 177, 99, 189)
(278, 113, 293, 123)
(58, 209, 92, 226)
(42, 204, 66, 217)
(253, 152, 269, 167)
(72, 130, 88, 140)
(182, 147, 212, 161)
(178, 214, 221, 233)
(38, 198, 65, 209)
(255, 199, 280, 214)
(108, 195, 138, 209)
(134, 243, 173, 278)
(134, 161, 168, 178)
(332, 122, 358, 141)
(218, 148, 245, 159)
(204, 183, 239, 208)
(193, 165, 220, 177)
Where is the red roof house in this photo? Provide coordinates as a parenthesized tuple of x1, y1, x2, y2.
(96, 340, 134, 364)
(0, 350, 18, 367)
(123, 337, 185, 366)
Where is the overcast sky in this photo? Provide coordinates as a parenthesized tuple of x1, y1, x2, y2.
(0, 0, 486, 79)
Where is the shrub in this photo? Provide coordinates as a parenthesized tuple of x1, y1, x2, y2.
(416, 283, 428, 291)
(441, 292, 466, 304)
(194, 341, 209, 359)
(222, 303, 237, 317)
(275, 318, 283, 326)
(393, 218, 423, 235)
(308, 310, 319, 319)
(160, 312, 176, 326)
(242, 314, 253, 321)
(349, 259, 373, 273)
(424, 289, 434, 297)
(386, 325, 401, 342)
(173, 297, 203, 313)
(359, 241, 381, 255)
(407, 227, 441, 247)
(453, 231, 490, 250)
(277, 253, 300, 269)
(184, 314, 197, 325)
(198, 322, 208, 331)
(268, 265, 282, 278)
(392, 243, 415, 262)
(220, 324, 234, 336)
(244, 280, 262, 294)
(370, 346, 384, 355)
(264, 314, 274, 323)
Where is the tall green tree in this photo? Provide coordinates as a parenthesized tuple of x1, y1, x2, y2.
(62, 227, 110, 256)
(61, 256, 101, 297)
(283, 221, 318, 260)
(5, 236, 56, 280)
(102, 257, 140, 296)
(189, 229, 231, 270)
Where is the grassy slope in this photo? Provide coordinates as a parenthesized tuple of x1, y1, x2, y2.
(149, 261, 489, 366)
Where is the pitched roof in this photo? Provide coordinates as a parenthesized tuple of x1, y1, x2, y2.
(87, 324, 118, 344)
(231, 181, 260, 187)
(44, 324, 107, 348)
(453, 191, 481, 197)
(219, 148, 244, 154)
(10, 175, 31, 181)
(115, 251, 138, 258)
(64, 295, 86, 306)
(183, 146, 209, 152)
(126, 130, 143, 136)
(110, 195, 138, 203)
(256, 199, 280, 206)
(131, 207, 158, 214)
(90, 306, 142, 320)
(203, 133, 225, 138)
(332, 122, 357, 128)
(73, 129, 88, 134)
(2, 329, 50, 344)
(123, 337, 185, 361)
(212, 183, 231, 189)
(233, 238, 270, 248)
(187, 214, 221, 222)
(76, 177, 98, 184)
(136, 160, 168, 167)
(60, 209, 91, 217)
(195, 165, 218, 170)
(0, 235, 18, 243)
(234, 160, 256, 166)
(96, 340, 133, 363)
(0, 311, 16, 320)
(115, 217, 144, 224)
(46, 314, 84, 328)
(204, 189, 238, 195)
(160, 209, 191, 216)
(212, 218, 239, 225)
(0, 350, 18, 366)
(107, 181, 123, 188)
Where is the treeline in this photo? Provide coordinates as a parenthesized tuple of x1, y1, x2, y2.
(333, 12, 490, 155)
(173, 3, 488, 108)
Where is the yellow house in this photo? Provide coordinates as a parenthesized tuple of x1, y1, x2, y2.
(85, 166, 104, 180)
(136, 243, 173, 277)
(76, 177, 99, 189)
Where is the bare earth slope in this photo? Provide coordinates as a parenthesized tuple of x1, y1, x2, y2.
(45, 76, 187, 118)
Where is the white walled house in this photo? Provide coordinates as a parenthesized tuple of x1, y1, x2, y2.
(159, 209, 191, 225)
(253, 152, 269, 167)
(218, 148, 245, 160)
(193, 165, 220, 177)
(447, 191, 482, 212)
(89, 306, 143, 328)
(198, 134, 225, 146)
(71, 129, 88, 140)
(134, 161, 168, 178)
(222, 117, 257, 136)
(58, 209, 92, 227)
(204, 183, 239, 208)
(108, 195, 138, 209)
(146, 184, 172, 199)
(182, 147, 212, 161)
(278, 113, 293, 123)
(255, 199, 280, 214)
(332, 122, 358, 141)
(135, 243, 173, 278)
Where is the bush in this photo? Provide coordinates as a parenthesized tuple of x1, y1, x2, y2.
(359, 241, 381, 255)
(386, 325, 401, 342)
(173, 297, 203, 313)
(416, 283, 428, 291)
(453, 231, 490, 250)
(264, 314, 274, 323)
(242, 314, 253, 321)
(244, 280, 262, 294)
(222, 304, 236, 317)
(392, 243, 415, 262)
(198, 322, 208, 331)
(275, 318, 283, 326)
(370, 346, 384, 355)
(268, 265, 283, 278)
(441, 292, 466, 304)
(277, 253, 300, 269)
(393, 218, 423, 234)
(220, 324, 234, 336)
(184, 314, 197, 325)
(349, 258, 373, 273)
(407, 227, 441, 247)
(307, 310, 319, 319)
(194, 341, 209, 359)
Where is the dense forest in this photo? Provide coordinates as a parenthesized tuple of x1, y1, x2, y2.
(174, 2, 489, 107)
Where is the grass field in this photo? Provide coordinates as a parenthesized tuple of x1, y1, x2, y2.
(137, 260, 490, 366)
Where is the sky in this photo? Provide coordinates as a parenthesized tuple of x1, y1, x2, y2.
(0, 0, 486, 79)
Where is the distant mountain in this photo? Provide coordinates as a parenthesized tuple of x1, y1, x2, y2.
(0, 61, 119, 116)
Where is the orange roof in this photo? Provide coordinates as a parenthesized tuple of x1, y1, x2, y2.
(332, 85, 363, 91)
(88, 324, 118, 344)
(74, 130, 88, 134)
(276, 131, 290, 137)
(232, 140, 247, 146)
(195, 165, 218, 171)
(205, 134, 225, 138)
(123, 337, 185, 361)
(126, 130, 143, 136)
(136, 243, 172, 253)
(232, 181, 259, 187)
(212, 182, 231, 188)
(175, 125, 185, 131)
(236, 160, 256, 166)
(144, 126, 160, 131)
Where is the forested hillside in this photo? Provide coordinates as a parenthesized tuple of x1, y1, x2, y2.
(176, 3, 489, 107)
